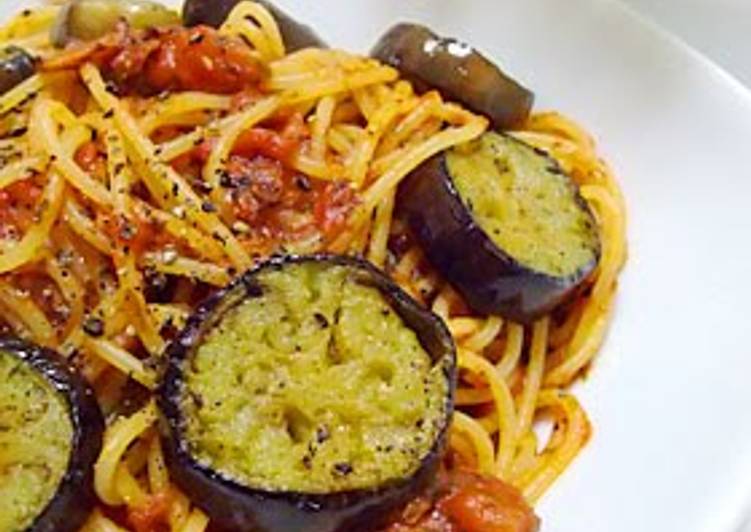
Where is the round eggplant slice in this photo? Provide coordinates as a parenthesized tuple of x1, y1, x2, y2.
(0, 336, 104, 532)
(182, 0, 327, 51)
(371, 23, 533, 130)
(0, 46, 37, 95)
(51, 0, 180, 47)
(398, 132, 600, 323)
(159, 254, 456, 532)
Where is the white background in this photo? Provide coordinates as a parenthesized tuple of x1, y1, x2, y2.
(623, 0, 751, 87)
(592, 6, 751, 527)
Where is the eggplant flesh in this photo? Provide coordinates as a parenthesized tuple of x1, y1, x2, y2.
(182, 0, 327, 51)
(159, 254, 456, 532)
(0, 337, 104, 532)
(371, 23, 533, 130)
(51, 0, 180, 47)
(398, 132, 600, 323)
(0, 46, 37, 95)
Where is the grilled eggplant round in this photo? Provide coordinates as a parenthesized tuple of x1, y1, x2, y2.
(0, 337, 104, 532)
(159, 254, 456, 532)
(0, 46, 37, 95)
(182, 0, 327, 51)
(51, 0, 180, 47)
(371, 23, 533, 130)
(399, 132, 600, 323)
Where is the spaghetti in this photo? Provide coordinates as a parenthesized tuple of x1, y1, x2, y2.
(0, 3, 627, 531)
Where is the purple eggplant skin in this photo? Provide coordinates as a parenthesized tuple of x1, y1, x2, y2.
(182, 0, 327, 51)
(0, 336, 104, 532)
(0, 46, 37, 95)
(371, 23, 533, 130)
(158, 254, 456, 532)
(397, 141, 599, 324)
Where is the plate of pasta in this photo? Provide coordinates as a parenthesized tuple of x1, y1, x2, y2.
(1, 0, 750, 531)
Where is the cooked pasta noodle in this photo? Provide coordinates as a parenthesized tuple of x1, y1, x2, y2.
(0, 2, 626, 530)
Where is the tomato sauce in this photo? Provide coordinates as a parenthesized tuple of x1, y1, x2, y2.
(58, 26, 357, 255)
(75, 140, 108, 182)
(0, 176, 43, 239)
(46, 25, 265, 96)
(386, 470, 539, 532)
(112, 26, 264, 95)
(218, 154, 356, 245)
(127, 490, 172, 532)
(173, 111, 357, 248)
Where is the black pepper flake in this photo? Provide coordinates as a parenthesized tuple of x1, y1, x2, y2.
(21, 9, 31, 16)
(194, 180, 214, 193)
(245, 280, 264, 298)
(227, 267, 237, 277)
(295, 175, 312, 192)
(315, 426, 330, 444)
(333, 463, 353, 476)
(83, 317, 104, 337)
(114, 162, 126, 174)
(314, 312, 329, 328)
(219, 172, 235, 188)
(103, 109, 115, 119)
(68, 349, 81, 363)
(7, 127, 27, 138)
(119, 220, 136, 241)
(171, 182, 179, 197)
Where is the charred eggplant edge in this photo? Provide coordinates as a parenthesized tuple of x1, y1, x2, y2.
(158, 254, 456, 532)
(182, 0, 327, 51)
(0, 336, 104, 532)
(398, 137, 600, 324)
(371, 23, 534, 130)
(0, 46, 38, 95)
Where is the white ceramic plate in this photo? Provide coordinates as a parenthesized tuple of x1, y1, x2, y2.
(269, 2, 751, 530)
(5, 0, 751, 530)
(218, 2, 751, 529)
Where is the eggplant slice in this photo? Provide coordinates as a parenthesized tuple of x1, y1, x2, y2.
(398, 132, 600, 323)
(159, 254, 456, 532)
(182, 0, 327, 51)
(0, 337, 103, 532)
(51, 0, 180, 47)
(371, 23, 533, 130)
(0, 46, 37, 95)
